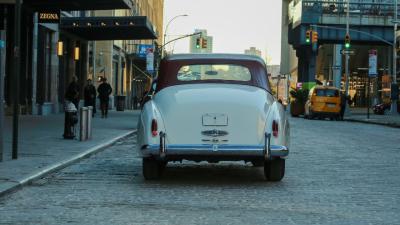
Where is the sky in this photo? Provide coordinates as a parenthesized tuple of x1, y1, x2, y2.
(163, 0, 282, 65)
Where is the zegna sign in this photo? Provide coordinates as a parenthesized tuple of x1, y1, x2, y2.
(38, 11, 60, 24)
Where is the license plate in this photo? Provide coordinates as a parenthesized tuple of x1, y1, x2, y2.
(327, 103, 336, 108)
(202, 113, 228, 126)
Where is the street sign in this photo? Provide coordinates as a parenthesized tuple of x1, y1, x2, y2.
(368, 49, 378, 77)
(38, 11, 60, 24)
(146, 48, 154, 72)
(340, 49, 355, 55)
(137, 44, 153, 58)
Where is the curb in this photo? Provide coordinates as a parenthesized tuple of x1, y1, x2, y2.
(345, 119, 400, 128)
(0, 130, 136, 198)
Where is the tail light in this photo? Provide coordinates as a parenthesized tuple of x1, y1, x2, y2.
(151, 119, 158, 137)
(272, 120, 279, 137)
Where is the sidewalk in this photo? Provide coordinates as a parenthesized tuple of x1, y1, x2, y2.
(345, 108, 400, 128)
(0, 110, 140, 197)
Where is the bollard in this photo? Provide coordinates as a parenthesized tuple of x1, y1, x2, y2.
(87, 106, 93, 139)
(80, 107, 88, 141)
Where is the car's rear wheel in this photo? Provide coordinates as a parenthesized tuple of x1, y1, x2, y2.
(143, 157, 163, 180)
(264, 158, 285, 181)
(251, 160, 264, 167)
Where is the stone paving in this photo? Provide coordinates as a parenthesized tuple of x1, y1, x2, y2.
(0, 110, 139, 196)
(345, 107, 400, 128)
(0, 117, 399, 225)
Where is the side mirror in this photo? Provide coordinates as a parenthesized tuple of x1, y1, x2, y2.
(152, 82, 157, 91)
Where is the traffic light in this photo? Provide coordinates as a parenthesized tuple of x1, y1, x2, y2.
(312, 31, 318, 43)
(305, 30, 311, 44)
(196, 38, 201, 49)
(345, 34, 351, 49)
(201, 38, 208, 49)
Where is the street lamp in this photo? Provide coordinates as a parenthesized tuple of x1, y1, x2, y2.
(163, 14, 188, 55)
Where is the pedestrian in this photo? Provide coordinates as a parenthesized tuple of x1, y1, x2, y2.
(97, 77, 112, 118)
(84, 79, 97, 116)
(65, 75, 80, 110)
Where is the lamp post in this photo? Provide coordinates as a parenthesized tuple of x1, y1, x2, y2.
(12, 0, 22, 159)
(162, 14, 188, 56)
(392, 0, 399, 115)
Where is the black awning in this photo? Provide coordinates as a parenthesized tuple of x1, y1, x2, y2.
(60, 16, 157, 40)
(24, 0, 132, 11)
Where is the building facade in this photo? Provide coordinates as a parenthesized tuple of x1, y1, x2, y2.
(0, 0, 164, 116)
(281, 0, 397, 107)
(244, 47, 262, 57)
(90, 0, 164, 109)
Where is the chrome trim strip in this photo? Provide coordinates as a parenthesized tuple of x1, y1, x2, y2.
(201, 129, 229, 137)
(142, 144, 289, 158)
(264, 133, 272, 161)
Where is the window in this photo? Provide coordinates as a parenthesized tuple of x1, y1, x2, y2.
(315, 89, 339, 97)
(177, 64, 251, 82)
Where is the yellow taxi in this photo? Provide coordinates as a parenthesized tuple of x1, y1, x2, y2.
(304, 86, 341, 120)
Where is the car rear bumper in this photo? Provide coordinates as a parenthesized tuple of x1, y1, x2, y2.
(311, 110, 340, 117)
(141, 133, 289, 161)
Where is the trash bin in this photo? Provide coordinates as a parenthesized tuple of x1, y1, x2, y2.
(63, 101, 78, 139)
(116, 95, 126, 111)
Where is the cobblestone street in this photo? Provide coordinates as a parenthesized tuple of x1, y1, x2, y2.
(0, 118, 399, 225)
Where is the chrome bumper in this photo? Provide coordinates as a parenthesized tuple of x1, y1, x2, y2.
(141, 133, 289, 160)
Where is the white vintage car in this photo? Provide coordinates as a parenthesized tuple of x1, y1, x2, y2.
(137, 54, 290, 181)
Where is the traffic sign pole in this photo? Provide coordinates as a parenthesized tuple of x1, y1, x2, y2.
(344, 0, 351, 116)
(368, 49, 378, 119)
(0, 40, 4, 162)
(367, 77, 371, 119)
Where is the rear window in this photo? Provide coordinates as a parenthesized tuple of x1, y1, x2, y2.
(315, 89, 339, 97)
(177, 64, 251, 82)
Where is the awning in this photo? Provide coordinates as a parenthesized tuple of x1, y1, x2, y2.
(60, 16, 157, 40)
(0, 0, 132, 11)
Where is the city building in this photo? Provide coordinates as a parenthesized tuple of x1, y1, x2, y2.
(244, 47, 262, 57)
(190, 29, 213, 53)
(89, 1, 164, 109)
(268, 65, 288, 103)
(0, 0, 163, 116)
(281, 0, 397, 107)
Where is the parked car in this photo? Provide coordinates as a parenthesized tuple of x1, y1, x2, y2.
(304, 86, 341, 120)
(372, 103, 391, 115)
(137, 54, 290, 181)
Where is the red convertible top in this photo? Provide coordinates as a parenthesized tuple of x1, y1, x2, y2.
(155, 54, 271, 93)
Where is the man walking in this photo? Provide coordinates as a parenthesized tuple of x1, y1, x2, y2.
(84, 79, 97, 116)
(97, 77, 112, 118)
(65, 76, 80, 110)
